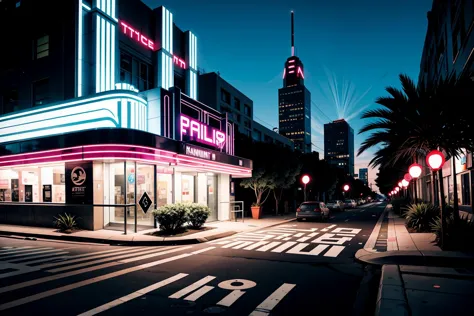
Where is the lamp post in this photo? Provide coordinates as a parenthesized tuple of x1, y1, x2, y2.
(302, 175, 310, 202)
(408, 163, 422, 203)
(426, 149, 446, 247)
(343, 184, 350, 199)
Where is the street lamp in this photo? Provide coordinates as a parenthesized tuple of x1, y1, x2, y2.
(409, 163, 422, 202)
(343, 184, 350, 192)
(302, 175, 310, 201)
(426, 150, 445, 171)
(398, 181, 403, 188)
(426, 149, 447, 247)
(401, 179, 409, 188)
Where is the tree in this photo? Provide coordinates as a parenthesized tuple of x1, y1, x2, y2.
(240, 169, 275, 206)
(272, 158, 301, 215)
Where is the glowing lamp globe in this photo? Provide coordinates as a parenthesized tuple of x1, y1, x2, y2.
(408, 163, 422, 179)
(398, 181, 403, 188)
(343, 184, 350, 192)
(302, 175, 310, 184)
(395, 187, 400, 192)
(401, 179, 409, 187)
(388, 192, 391, 196)
(426, 150, 445, 171)
(404, 173, 412, 182)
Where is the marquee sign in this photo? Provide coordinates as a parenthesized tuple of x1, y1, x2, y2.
(180, 114, 226, 148)
(184, 145, 216, 161)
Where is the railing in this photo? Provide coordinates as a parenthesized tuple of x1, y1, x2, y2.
(220, 201, 244, 222)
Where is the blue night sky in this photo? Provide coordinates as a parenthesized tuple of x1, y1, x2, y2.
(144, 0, 433, 188)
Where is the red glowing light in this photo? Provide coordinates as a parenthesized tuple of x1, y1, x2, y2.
(120, 21, 154, 50)
(404, 173, 412, 182)
(426, 150, 445, 171)
(297, 67, 305, 79)
(408, 163, 422, 179)
(343, 184, 350, 192)
(173, 55, 186, 69)
(302, 175, 310, 184)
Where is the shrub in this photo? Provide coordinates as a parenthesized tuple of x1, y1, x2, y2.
(403, 203, 440, 232)
(152, 203, 189, 233)
(187, 203, 211, 229)
(53, 213, 79, 232)
(431, 212, 474, 250)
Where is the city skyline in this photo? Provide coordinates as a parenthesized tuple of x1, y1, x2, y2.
(143, 0, 433, 191)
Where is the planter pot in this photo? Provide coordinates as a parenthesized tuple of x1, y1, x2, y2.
(251, 206, 262, 219)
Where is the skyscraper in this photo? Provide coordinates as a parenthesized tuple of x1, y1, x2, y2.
(324, 119, 354, 176)
(359, 168, 368, 186)
(278, 11, 311, 153)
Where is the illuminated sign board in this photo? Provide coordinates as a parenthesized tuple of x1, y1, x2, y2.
(184, 145, 216, 160)
(180, 115, 226, 148)
(120, 21, 154, 50)
(173, 55, 186, 69)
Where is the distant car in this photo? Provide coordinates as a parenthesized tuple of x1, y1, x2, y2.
(326, 200, 345, 212)
(344, 199, 357, 208)
(296, 201, 330, 221)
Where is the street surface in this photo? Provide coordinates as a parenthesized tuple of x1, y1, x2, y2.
(0, 202, 385, 316)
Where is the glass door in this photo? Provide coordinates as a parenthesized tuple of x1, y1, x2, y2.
(207, 174, 218, 221)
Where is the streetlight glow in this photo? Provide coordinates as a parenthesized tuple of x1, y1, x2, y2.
(401, 179, 409, 187)
(395, 187, 400, 192)
(343, 184, 350, 192)
(408, 163, 422, 179)
(404, 173, 412, 182)
(398, 181, 403, 188)
(302, 175, 310, 184)
(426, 150, 445, 171)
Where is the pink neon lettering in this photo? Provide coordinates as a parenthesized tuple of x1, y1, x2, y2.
(288, 65, 295, 68)
(173, 55, 186, 69)
(297, 66, 305, 79)
(289, 60, 295, 63)
(289, 70, 295, 73)
(180, 115, 226, 147)
(120, 20, 155, 51)
(282, 68, 286, 79)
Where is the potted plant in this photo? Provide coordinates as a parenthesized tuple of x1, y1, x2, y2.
(251, 202, 263, 219)
(241, 169, 274, 219)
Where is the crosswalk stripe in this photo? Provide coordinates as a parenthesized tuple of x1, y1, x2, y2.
(243, 241, 269, 250)
(0, 248, 52, 258)
(0, 247, 33, 253)
(0, 247, 205, 312)
(183, 285, 214, 301)
(0, 263, 41, 279)
(169, 275, 216, 299)
(8, 251, 69, 263)
(271, 242, 297, 253)
(77, 273, 189, 316)
(249, 283, 296, 316)
(38, 247, 150, 269)
(222, 241, 245, 248)
(323, 246, 345, 257)
(286, 244, 329, 256)
(46, 247, 173, 273)
(232, 242, 254, 249)
(0, 246, 192, 295)
(0, 248, 57, 259)
(256, 242, 281, 252)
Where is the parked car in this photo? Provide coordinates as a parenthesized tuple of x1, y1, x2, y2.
(326, 200, 345, 212)
(296, 201, 330, 221)
(344, 199, 357, 209)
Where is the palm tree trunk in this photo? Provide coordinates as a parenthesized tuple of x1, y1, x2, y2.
(451, 158, 460, 221)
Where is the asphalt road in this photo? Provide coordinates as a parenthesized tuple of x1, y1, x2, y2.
(0, 202, 386, 316)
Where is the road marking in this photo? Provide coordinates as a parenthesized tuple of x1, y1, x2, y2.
(217, 279, 256, 307)
(77, 273, 189, 316)
(249, 283, 296, 316)
(191, 247, 215, 255)
(0, 246, 192, 294)
(271, 242, 297, 253)
(287, 244, 329, 256)
(217, 290, 246, 307)
(323, 246, 345, 257)
(223, 241, 246, 248)
(7, 251, 69, 263)
(321, 224, 336, 232)
(169, 276, 216, 299)
(0, 248, 53, 259)
(184, 285, 214, 301)
(0, 262, 41, 279)
(0, 247, 34, 253)
(243, 241, 269, 250)
(256, 242, 281, 252)
(232, 242, 254, 249)
(293, 233, 304, 237)
(46, 247, 173, 273)
(0, 246, 207, 311)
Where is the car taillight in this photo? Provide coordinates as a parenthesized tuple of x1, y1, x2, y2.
(296, 208, 301, 212)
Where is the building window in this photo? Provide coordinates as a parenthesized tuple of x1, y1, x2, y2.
(244, 104, 251, 116)
(35, 35, 49, 59)
(119, 52, 154, 91)
(221, 88, 230, 104)
(33, 78, 50, 106)
(234, 97, 241, 111)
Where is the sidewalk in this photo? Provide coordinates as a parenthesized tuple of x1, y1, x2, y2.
(0, 214, 295, 245)
(355, 205, 474, 267)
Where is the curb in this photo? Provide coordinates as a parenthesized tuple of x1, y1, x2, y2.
(363, 204, 389, 252)
(374, 265, 410, 316)
(0, 217, 296, 246)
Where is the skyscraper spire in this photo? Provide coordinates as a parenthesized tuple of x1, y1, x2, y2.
(291, 11, 295, 56)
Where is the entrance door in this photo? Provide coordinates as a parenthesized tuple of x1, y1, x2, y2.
(207, 175, 218, 221)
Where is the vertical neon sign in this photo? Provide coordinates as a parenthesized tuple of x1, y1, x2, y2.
(180, 115, 226, 148)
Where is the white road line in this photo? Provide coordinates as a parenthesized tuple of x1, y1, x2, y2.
(256, 242, 281, 252)
(0, 246, 192, 295)
(0, 248, 53, 258)
(271, 242, 297, 253)
(0, 263, 41, 279)
(191, 247, 215, 255)
(293, 233, 304, 237)
(169, 276, 216, 299)
(22, 246, 135, 266)
(286, 244, 329, 256)
(232, 242, 254, 249)
(249, 283, 296, 316)
(38, 247, 150, 269)
(0, 247, 33, 253)
(295, 236, 312, 242)
(243, 241, 269, 250)
(323, 246, 345, 257)
(321, 224, 337, 232)
(336, 233, 356, 237)
(47, 247, 173, 273)
(77, 273, 189, 316)
(211, 240, 232, 245)
(217, 289, 246, 307)
(274, 234, 292, 240)
(0, 248, 203, 312)
(308, 232, 318, 237)
(183, 285, 214, 301)
(8, 251, 69, 263)
(222, 241, 246, 249)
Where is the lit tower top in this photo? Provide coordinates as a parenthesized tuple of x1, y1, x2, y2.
(283, 11, 304, 87)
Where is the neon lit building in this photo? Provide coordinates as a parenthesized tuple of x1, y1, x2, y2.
(0, 0, 252, 231)
(278, 11, 312, 153)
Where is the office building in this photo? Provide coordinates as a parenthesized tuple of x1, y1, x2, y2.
(324, 119, 354, 176)
(199, 72, 294, 150)
(278, 11, 311, 153)
(416, 0, 473, 211)
(359, 168, 368, 186)
(0, 0, 252, 231)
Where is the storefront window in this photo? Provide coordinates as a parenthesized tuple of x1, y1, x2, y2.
(103, 162, 125, 229)
(181, 173, 195, 203)
(157, 170, 173, 207)
(0, 164, 65, 203)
